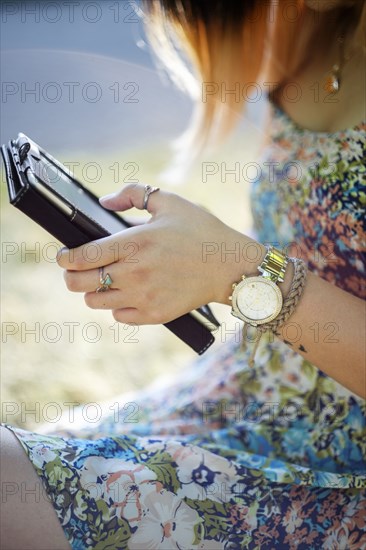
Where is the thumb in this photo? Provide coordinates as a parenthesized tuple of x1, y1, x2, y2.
(99, 183, 162, 214)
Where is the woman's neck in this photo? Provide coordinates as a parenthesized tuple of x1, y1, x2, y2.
(271, 7, 365, 133)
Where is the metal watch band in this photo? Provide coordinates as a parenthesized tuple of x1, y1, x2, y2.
(257, 246, 288, 283)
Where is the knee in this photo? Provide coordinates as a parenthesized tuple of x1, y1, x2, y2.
(0, 426, 35, 547)
(0, 426, 70, 549)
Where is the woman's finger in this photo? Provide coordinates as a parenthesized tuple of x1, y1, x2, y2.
(57, 183, 168, 271)
(112, 308, 152, 326)
(99, 182, 167, 215)
(57, 229, 143, 271)
(84, 289, 131, 310)
(63, 265, 120, 293)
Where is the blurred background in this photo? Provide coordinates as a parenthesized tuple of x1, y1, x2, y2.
(1, 0, 266, 429)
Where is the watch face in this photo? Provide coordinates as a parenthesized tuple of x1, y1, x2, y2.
(233, 277, 282, 325)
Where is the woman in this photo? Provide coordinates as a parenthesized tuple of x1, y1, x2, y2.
(1, 0, 365, 548)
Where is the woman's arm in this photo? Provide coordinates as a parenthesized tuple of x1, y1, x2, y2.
(280, 268, 365, 398)
(219, 239, 366, 399)
(57, 183, 366, 399)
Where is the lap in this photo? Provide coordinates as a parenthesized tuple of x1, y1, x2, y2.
(2, 337, 365, 549)
(3, 424, 365, 550)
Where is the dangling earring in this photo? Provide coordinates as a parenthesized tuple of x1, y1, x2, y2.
(324, 63, 341, 93)
(323, 33, 345, 94)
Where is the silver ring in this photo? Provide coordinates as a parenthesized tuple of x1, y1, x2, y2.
(143, 184, 160, 210)
(96, 267, 113, 293)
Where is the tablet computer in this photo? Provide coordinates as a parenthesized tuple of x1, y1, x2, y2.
(2, 133, 133, 249)
(1, 133, 220, 354)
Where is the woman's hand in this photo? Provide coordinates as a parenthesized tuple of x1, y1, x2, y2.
(57, 183, 265, 325)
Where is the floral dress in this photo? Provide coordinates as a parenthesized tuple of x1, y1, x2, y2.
(3, 102, 366, 550)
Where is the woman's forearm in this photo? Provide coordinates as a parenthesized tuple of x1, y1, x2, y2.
(220, 235, 366, 398)
(277, 266, 365, 398)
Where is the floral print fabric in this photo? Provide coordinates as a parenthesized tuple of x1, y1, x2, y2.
(251, 104, 366, 299)
(4, 102, 366, 549)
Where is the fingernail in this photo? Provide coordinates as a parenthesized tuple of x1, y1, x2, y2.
(56, 247, 69, 263)
(99, 193, 116, 203)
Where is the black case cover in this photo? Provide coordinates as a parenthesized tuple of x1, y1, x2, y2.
(1, 136, 220, 354)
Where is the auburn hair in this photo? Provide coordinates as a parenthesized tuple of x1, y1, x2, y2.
(142, 0, 365, 157)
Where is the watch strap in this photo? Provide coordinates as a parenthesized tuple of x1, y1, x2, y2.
(258, 246, 288, 283)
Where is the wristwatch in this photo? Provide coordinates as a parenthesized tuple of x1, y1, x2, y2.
(229, 246, 288, 326)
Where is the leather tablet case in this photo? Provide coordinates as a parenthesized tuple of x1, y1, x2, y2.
(1, 135, 220, 355)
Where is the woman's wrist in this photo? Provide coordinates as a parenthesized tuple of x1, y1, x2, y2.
(215, 233, 268, 306)
(216, 236, 297, 307)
